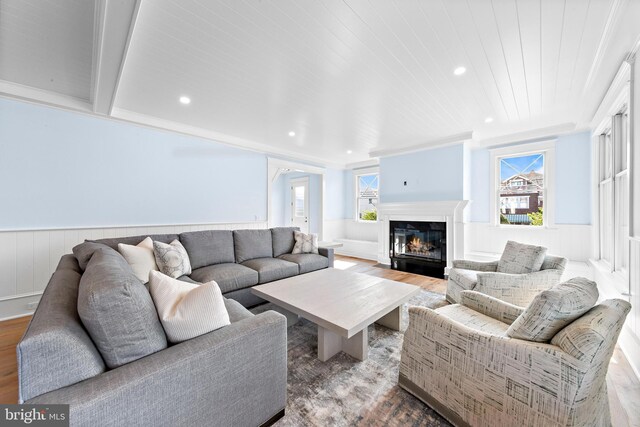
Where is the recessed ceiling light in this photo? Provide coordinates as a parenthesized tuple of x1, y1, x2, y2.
(288, 131, 296, 137)
(179, 96, 191, 105)
(484, 117, 494, 123)
(453, 66, 466, 76)
(347, 150, 353, 154)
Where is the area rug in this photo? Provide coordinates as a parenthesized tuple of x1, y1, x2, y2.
(252, 289, 452, 426)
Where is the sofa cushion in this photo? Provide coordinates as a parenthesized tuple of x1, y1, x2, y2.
(149, 271, 230, 344)
(190, 263, 259, 294)
(448, 268, 478, 290)
(17, 257, 106, 403)
(551, 299, 631, 362)
(88, 234, 179, 250)
(177, 275, 199, 284)
(241, 258, 299, 284)
(271, 227, 299, 257)
(117, 237, 158, 283)
(73, 241, 112, 271)
(233, 229, 273, 263)
(435, 304, 510, 336)
(179, 230, 235, 269)
(153, 240, 192, 279)
(224, 298, 254, 323)
(497, 240, 547, 274)
(77, 248, 167, 369)
(507, 277, 599, 342)
(278, 253, 328, 274)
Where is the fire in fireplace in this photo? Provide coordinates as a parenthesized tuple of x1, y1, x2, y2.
(390, 220, 446, 278)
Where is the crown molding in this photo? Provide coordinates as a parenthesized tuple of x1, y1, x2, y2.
(111, 108, 346, 168)
(368, 131, 473, 158)
(0, 80, 92, 112)
(469, 123, 577, 149)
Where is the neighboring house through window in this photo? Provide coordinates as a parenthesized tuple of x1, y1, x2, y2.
(355, 168, 379, 221)
(490, 141, 555, 227)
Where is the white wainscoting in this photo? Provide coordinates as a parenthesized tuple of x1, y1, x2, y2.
(0, 221, 267, 320)
(465, 223, 592, 261)
(323, 219, 379, 261)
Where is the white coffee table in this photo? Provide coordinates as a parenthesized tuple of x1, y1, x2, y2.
(251, 268, 420, 362)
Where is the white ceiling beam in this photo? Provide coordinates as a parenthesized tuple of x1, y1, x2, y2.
(368, 132, 473, 158)
(91, 0, 141, 115)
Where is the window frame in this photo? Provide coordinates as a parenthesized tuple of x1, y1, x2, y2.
(489, 140, 556, 228)
(354, 166, 379, 223)
(595, 109, 630, 277)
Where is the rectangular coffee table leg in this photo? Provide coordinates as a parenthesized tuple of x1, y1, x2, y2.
(318, 326, 342, 362)
(376, 305, 402, 331)
(317, 325, 369, 362)
(342, 328, 368, 361)
(270, 305, 299, 327)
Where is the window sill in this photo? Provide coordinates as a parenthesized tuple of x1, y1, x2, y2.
(490, 224, 558, 230)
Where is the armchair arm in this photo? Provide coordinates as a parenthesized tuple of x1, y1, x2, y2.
(400, 306, 589, 426)
(475, 269, 563, 306)
(29, 311, 287, 427)
(459, 290, 524, 325)
(451, 259, 498, 271)
(318, 247, 334, 267)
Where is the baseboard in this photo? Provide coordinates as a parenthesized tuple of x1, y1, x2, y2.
(0, 292, 41, 321)
(335, 248, 378, 261)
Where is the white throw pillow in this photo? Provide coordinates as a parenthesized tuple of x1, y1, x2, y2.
(117, 237, 158, 283)
(148, 271, 230, 343)
(153, 240, 192, 278)
(292, 231, 319, 254)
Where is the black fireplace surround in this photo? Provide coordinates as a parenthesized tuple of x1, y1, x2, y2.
(389, 220, 447, 278)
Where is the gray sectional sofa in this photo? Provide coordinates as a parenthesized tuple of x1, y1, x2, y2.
(17, 227, 334, 426)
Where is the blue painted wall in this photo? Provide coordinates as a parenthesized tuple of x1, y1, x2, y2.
(555, 131, 592, 224)
(0, 97, 267, 229)
(379, 144, 464, 203)
(468, 131, 592, 224)
(325, 168, 348, 220)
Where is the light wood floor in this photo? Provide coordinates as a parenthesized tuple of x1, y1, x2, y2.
(0, 255, 637, 426)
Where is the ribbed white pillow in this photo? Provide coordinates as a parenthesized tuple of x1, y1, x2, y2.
(148, 271, 230, 343)
(117, 237, 158, 283)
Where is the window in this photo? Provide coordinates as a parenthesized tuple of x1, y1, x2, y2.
(490, 140, 554, 227)
(356, 172, 379, 221)
(498, 153, 544, 226)
(597, 111, 629, 274)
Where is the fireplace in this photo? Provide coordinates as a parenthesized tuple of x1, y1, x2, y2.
(390, 220, 447, 278)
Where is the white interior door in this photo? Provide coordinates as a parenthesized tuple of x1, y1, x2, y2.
(290, 178, 309, 233)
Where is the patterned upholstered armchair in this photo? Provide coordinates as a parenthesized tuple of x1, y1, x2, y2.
(399, 290, 631, 427)
(447, 241, 567, 306)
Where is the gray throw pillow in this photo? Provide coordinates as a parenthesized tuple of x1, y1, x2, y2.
(153, 240, 192, 278)
(507, 277, 599, 342)
(77, 248, 167, 368)
(72, 241, 112, 271)
(497, 240, 547, 274)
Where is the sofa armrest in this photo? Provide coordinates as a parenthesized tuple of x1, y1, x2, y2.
(451, 259, 498, 271)
(459, 290, 524, 325)
(400, 306, 589, 424)
(28, 311, 287, 427)
(319, 247, 334, 268)
(475, 269, 563, 306)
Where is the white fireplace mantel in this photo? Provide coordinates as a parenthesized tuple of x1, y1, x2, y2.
(376, 200, 469, 266)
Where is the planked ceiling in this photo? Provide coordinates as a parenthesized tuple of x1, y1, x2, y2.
(0, 0, 95, 101)
(1, 0, 639, 166)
